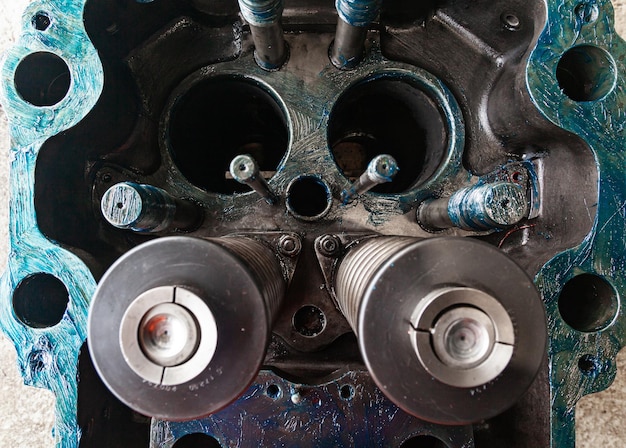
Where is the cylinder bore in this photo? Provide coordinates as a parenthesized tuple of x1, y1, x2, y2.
(88, 236, 286, 420)
(328, 74, 450, 194)
(165, 75, 289, 194)
(334, 236, 546, 424)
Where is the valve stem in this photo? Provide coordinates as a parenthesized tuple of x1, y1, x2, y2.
(341, 154, 398, 203)
(230, 154, 278, 204)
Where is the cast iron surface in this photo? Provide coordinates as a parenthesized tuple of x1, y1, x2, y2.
(0, 0, 625, 447)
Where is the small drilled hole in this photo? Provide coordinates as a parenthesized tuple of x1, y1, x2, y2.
(556, 45, 616, 102)
(501, 13, 520, 30)
(266, 384, 281, 399)
(400, 435, 449, 448)
(13, 273, 69, 328)
(32, 12, 51, 31)
(558, 273, 618, 332)
(286, 176, 332, 220)
(293, 305, 326, 337)
(172, 434, 222, 448)
(14, 52, 71, 106)
(578, 355, 599, 375)
(339, 384, 354, 400)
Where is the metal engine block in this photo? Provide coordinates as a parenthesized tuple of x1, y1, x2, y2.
(1, 0, 626, 446)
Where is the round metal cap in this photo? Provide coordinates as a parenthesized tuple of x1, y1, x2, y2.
(356, 237, 546, 425)
(88, 236, 274, 420)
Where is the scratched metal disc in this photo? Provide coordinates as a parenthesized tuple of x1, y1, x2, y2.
(88, 236, 273, 420)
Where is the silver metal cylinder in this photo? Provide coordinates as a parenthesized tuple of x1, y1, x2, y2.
(341, 154, 398, 203)
(334, 236, 546, 424)
(417, 181, 528, 231)
(238, 0, 287, 70)
(88, 235, 286, 419)
(101, 182, 201, 232)
(330, 0, 383, 69)
(230, 154, 277, 204)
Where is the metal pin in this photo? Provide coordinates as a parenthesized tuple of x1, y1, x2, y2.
(341, 154, 398, 203)
(101, 182, 202, 233)
(230, 154, 278, 204)
(238, 0, 288, 70)
(417, 182, 529, 231)
(330, 0, 383, 69)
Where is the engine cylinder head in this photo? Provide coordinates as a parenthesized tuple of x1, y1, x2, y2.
(335, 236, 547, 425)
(88, 236, 286, 420)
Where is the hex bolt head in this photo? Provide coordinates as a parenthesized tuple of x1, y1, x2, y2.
(318, 234, 342, 257)
(278, 235, 302, 257)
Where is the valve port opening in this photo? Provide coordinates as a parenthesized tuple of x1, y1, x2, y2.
(286, 176, 332, 220)
(556, 45, 616, 102)
(558, 273, 618, 332)
(167, 75, 289, 194)
(328, 75, 448, 193)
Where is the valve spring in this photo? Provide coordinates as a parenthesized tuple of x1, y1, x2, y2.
(335, 236, 416, 331)
(211, 236, 285, 323)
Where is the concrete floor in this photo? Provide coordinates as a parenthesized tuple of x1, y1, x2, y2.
(1, 1, 626, 446)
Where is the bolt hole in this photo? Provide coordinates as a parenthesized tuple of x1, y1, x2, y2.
(32, 12, 51, 31)
(511, 171, 522, 182)
(172, 433, 222, 448)
(400, 435, 449, 448)
(116, 202, 124, 209)
(501, 12, 520, 30)
(558, 273, 618, 332)
(286, 176, 332, 220)
(293, 305, 326, 337)
(339, 384, 354, 400)
(13, 273, 69, 328)
(556, 45, 616, 102)
(266, 384, 281, 399)
(14, 52, 71, 107)
(578, 355, 599, 376)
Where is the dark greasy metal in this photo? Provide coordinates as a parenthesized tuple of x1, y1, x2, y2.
(100, 182, 202, 232)
(88, 236, 286, 420)
(238, 0, 288, 70)
(417, 181, 529, 231)
(334, 236, 547, 424)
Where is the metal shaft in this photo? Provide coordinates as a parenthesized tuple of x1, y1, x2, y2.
(239, 0, 287, 70)
(230, 154, 278, 204)
(417, 181, 528, 231)
(331, 0, 382, 69)
(341, 154, 398, 203)
(101, 182, 201, 233)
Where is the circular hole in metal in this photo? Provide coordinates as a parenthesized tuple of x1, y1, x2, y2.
(578, 354, 599, 376)
(328, 75, 448, 193)
(293, 305, 327, 337)
(339, 384, 354, 400)
(400, 435, 449, 448)
(13, 273, 69, 328)
(167, 75, 288, 194)
(266, 384, 281, 399)
(558, 274, 618, 332)
(172, 433, 222, 448)
(556, 45, 616, 102)
(501, 12, 520, 30)
(286, 176, 332, 220)
(14, 52, 71, 106)
(575, 3, 599, 24)
(32, 12, 51, 31)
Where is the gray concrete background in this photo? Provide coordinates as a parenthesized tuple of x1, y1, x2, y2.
(0, 1, 626, 446)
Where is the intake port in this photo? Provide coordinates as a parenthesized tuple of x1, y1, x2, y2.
(164, 74, 289, 194)
(328, 72, 451, 194)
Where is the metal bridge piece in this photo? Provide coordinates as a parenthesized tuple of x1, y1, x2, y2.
(230, 154, 278, 204)
(340, 154, 398, 203)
